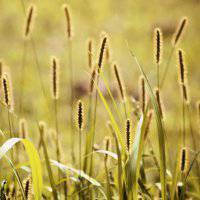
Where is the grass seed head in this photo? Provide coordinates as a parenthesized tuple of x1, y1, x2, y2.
(89, 68, 96, 93)
(154, 28, 163, 65)
(126, 119, 131, 152)
(177, 49, 186, 84)
(77, 100, 84, 130)
(98, 35, 107, 73)
(180, 147, 189, 173)
(172, 17, 188, 46)
(2, 73, 14, 112)
(63, 4, 72, 39)
(51, 56, 59, 99)
(113, 63, 126, 101)
(24, 4, 36, 38)
(23, 177, 32, 200)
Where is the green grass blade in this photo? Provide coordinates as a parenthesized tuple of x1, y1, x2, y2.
(125, 113, 147, 199)
(51, 160, 101, 187)
(0, 138, 43, 200)
(4, 155, 26, 200)
(96, 84, 126, 153)
(130, 53, 167, 199)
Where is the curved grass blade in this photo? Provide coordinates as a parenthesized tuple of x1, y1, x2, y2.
(95, 84, 126, 153)
(51, 160, 101, 187)
(4, 155, 26, 200)
(0, 138, 43, 200)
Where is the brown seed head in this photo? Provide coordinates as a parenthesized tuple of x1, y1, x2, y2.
(51, 57, 59, 99)
(126, 119, 131, 151)
(113, 64, 125, 101)
(98, 36, 107, 73)
(154, 28, 163, 65)
(24, 4, 36, 38)
(172, 17, 188, 46)
(180, 147, 189, 173)
(2, 73, 14, 111)
(63, 4, 72, 39)
(77, 100, 84, 130)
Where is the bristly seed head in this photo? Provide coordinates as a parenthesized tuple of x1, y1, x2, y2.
(154, 28, 163, 65)
(51, 57, 59, 99)
(23, 177, 32, 199)
(177, 49, 189, 103)
(177, 49, 186, 84)
(2, 73, 14, 112)
(89, 68, 96, 93)
(98, 36, 107, 73)
(172, 17, 188, 46)
(63, 4, 72, 39)
(77, 100, 83, 130)
(126, 119, 131, 152)
(113, 64, 126, 101)
(24, 4, 36, 38)
(180, 147, 188, 173)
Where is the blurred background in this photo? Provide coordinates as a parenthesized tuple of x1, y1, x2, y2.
(0, 0, 200, 160)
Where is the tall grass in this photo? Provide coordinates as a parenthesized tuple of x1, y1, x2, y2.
(0, 3, 200, 200)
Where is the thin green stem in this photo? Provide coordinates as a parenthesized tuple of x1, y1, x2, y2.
(68, 39, 75, 164)
(160, 46, 175, 89)
(19, 40, 27, 115)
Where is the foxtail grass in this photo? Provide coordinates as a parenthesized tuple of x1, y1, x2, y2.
(113, 63, 127, 118)
(161, 17, 188, 88)
(126, 119, 131, 152)
(154, 28, 163, 89)
(63, 4, 75, 164)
